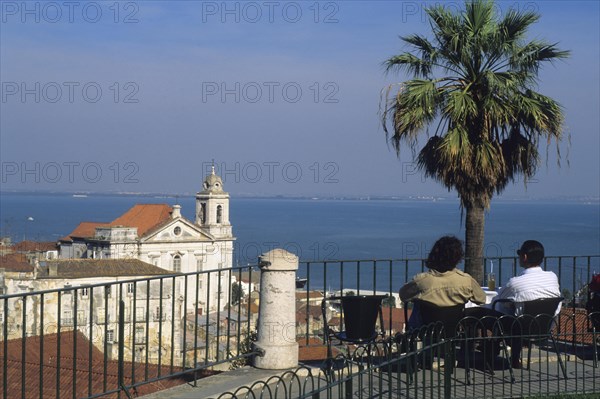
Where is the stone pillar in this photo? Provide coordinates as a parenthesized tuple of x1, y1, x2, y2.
(253, 249, 299, 370)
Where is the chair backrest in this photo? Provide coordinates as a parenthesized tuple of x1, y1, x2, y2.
(323, 295, 386, 341)
(414, 300, 465, 338)
(587, 292, 600, 330)
(520, 297, 563, 337)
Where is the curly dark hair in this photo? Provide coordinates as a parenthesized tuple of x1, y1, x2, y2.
(426, 236, 464, 272)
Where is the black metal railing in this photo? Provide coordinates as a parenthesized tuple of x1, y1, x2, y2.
(297, 255, 600, 344)
(0, 264, 261, 399)
(217, 312, 600, 399)
(1, 255, 599, 398)
(298, 255, 600, 294)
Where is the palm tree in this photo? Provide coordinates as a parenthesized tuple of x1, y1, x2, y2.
(380, 0, 569, 283)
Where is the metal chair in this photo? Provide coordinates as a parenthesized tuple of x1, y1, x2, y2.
(322, 295, 386, 373)
(587, 292, 600, 367)
(402, 300, 465, 372)
(493, 297, 567, 379)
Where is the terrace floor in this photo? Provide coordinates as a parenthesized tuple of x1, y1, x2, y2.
(139, 347, 600, 399)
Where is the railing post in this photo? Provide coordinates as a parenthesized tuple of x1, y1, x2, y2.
(118, 300, 132, 399)
(118, 300, 125, 390)
(443, 339, 452, 399)
(253, 249, 299, 369)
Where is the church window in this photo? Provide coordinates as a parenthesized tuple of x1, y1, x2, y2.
(96, 309, 106, 324)
(173, 226, 181, 236)
(135, 307, 146, 322)
(200, 203, 206, 224)
(80, 286, 89, 298)
(106, 329, 115, 343)
(127, 283, 135, 295)
(217, 205, 222, 224)
(77, 310, 86, 324)
(62, 310, 73, 326)
(135, 327, 145, 343)
(173, 255, 181, 273)
(135, 347, 144, 362)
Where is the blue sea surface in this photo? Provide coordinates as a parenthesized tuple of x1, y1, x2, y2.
(1, 193, 598, 292)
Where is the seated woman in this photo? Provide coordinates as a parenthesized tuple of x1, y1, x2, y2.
(400, 235, 486, 330)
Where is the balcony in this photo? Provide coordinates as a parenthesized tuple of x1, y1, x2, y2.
(0, 254, 598, 399)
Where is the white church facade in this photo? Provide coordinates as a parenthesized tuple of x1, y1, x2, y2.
(58, 168, 235, 314)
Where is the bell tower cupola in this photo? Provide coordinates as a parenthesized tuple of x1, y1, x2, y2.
(196, 166, 232, 238)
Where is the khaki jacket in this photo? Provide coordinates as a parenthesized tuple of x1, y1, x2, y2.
(399, 269, 486, 307)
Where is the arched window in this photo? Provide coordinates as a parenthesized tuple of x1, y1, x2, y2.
(200, 203, 206, 224)
(216, 205, 222, 224)
(173, 255, 181, 273)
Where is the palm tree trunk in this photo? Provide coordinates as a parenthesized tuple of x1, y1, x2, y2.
(465, 204, 485, 285)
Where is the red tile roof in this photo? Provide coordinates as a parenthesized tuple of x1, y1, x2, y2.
(12, 241, 58, 252)
(298, 337, 341, 362)
(556, 307, 598, 346)
(61, 221, 108, 242)
(44, 259, 173, 278)
(109, 204, 172, 237)
(297, 304, 323, 323)
(296, 291, 324, 301)
(0, 330, 215, 399)
(382, 307, 406, 334)
(0, 253, 34, 272)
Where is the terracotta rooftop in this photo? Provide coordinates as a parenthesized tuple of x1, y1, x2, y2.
(296, 291, 324, 301)
(61, 221, 108, 242)
(297, 304, 323, 323)
(382, 307, 407, 334)
(556, 307, 597, 346)
(0, 330, 215, 399)
(42, 259, 173, 278)
(298, 337, 341, 362)
(109, 204, 173, 237)
(12, 240, 58, 252)
(237, 271, 260, 284)
(0, 253, 34, 273)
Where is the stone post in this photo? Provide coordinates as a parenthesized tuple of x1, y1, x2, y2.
(253, 249, 299, 369)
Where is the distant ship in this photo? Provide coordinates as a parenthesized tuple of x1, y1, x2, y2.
(72, 194, 88, 198)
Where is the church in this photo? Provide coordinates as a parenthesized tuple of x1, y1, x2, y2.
(58, 167, 235, 313)
(60, 167, 233, 270)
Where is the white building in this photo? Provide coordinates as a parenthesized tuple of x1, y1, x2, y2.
(0, 258, 180, 363)
(0, 169, 237, 364)
(58, 168, 235, 314)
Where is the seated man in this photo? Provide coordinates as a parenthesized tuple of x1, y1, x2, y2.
(466, 240, 561, 368)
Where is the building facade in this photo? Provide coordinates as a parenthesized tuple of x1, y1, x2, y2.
(58, 168, 235, 314)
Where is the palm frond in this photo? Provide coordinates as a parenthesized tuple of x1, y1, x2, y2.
(380, 0, 568, 207)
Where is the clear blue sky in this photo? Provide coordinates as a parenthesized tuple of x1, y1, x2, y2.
(1, 1, 598, 198)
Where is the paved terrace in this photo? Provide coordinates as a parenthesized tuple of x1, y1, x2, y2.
(140, 349, 600, 399)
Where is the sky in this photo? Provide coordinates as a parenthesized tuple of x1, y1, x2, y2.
(1, 0, 599, 199)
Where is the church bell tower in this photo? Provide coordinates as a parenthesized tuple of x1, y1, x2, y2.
(195, 166, 232, 239)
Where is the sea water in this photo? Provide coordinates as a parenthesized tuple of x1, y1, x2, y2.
(1, 193, 598, 292)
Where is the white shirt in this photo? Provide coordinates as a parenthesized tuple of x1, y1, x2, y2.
(492, 266, 561, 316)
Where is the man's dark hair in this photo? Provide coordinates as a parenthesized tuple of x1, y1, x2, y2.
(426, 236, 464, 272)
(517, 240, 545, 265)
